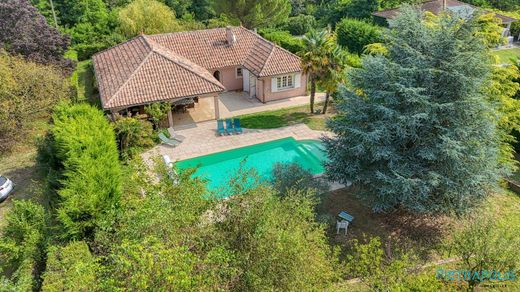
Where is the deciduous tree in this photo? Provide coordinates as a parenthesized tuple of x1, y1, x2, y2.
(118, 0, 181, 37)
(336, 18, 382, 54)
(0, 0, 74, 73)
(213, 0, 291, 28)
(0, 52, 70, 154)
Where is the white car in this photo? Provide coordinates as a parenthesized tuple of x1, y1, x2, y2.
(0, 175, 14, 202)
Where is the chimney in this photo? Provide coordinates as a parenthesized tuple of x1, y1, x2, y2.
(226, 26, 236, 45)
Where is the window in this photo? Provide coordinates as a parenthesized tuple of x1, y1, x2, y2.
(276, 75, 294, 90)
(236, 67, 243, 78)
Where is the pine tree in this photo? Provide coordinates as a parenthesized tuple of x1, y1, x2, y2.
(324, 7, 501, 214)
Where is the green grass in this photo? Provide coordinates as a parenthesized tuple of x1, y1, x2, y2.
(492, 48, 520, 64)
(238, 102, 333, 131)
(320, 187, 520, 261)
(0, 116, 49, 229)
(71, 60, 99, 106)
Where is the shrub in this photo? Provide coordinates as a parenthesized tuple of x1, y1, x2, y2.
(285, 14, 317, 35)
(0, 200, 47, 291)
(335, 18, 382, 54)
(43, 102, 122, 240)
(113, 115, 155, 159)
(41, 241, 100, 291)
(144, 102, 169, 129)
(0, 52, 70, 154)
(345, 236, 443, 290)
(258, 28, 305, 54)
(449, 218, 520, 289)
(271, 162, 329, 197)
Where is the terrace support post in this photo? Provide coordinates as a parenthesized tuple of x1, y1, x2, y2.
(167, 107, 174, 128)
(214, 95, 220, 120)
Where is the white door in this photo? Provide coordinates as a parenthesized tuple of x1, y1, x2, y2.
(243, 69, 250, 92)
(249, 75, 256, 98)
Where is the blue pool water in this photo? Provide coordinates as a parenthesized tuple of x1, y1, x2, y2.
(176, 137, 327, 193)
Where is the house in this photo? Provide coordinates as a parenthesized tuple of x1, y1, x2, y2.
(374, 0, 517, 38)
(92, 26, 307, 127)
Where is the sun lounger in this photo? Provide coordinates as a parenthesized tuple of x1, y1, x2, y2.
(159, 132, 180, 146)
(225, 118, 235, 135)
(167, 127, 186, 142)
(233, 118, 243, 134)
(217, 120, 226, 136)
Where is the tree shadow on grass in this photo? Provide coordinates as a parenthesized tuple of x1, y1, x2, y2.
(319, 187, 450, 260)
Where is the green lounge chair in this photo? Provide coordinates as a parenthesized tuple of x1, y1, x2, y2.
(217, 120, 226, 136)
(233, 118, 243, 134)
(159, 132, 180, 146)
(225, 118, 235, 135)
(167, 127, 186, 142)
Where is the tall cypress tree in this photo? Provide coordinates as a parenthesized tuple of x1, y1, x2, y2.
(324, 7, 501, 214)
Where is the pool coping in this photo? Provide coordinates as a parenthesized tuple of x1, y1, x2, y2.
(143, 123, 334, 163)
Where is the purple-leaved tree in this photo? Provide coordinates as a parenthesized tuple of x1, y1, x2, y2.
(0, 0, 74, 74)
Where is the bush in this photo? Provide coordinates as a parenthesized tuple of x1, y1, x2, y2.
(42, 103, 122, 240)
(0, 52, 70, 154)
(258, 28, 304, 54)
(271, 162, 329, 197)
(258, 28, 305, 54)
(285, 14, 317, 35)
(0, 200, 47, 290)
(335, 18, 382, 54)
(41, 241, 100, 291)
(449, 218, 520, 289)
(113, 115, 155, 159)
(144, 102, 169, 129)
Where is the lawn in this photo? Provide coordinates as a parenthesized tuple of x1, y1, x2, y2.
(492, 48, 520, 64)
(238, 102, 334, 131)
(319, 187, 520, 261)
(71, 59, 99, 106)
(0, 116, 49, 228)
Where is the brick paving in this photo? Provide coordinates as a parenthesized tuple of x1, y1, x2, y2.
(142, 122, 332, 162)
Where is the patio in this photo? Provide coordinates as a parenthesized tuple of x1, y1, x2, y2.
(142, 122, 331, 162)
(170, 91, 326, 127)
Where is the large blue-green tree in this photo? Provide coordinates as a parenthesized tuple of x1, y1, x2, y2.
(324, 7, 501, 214)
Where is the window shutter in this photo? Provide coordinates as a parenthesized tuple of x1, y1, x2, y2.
(271, 77, 277, 92)
(294, 73, 301, 88)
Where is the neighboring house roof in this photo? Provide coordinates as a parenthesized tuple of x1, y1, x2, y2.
(373, 0, 518, 24)
(93, 26, 302, 110)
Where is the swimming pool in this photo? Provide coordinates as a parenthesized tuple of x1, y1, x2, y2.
(176, 137, 327, 192)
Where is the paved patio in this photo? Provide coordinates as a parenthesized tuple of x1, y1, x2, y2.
(218, 91, 326, 118)
(143, 122, 331, 162)
(171, 91, 326, 127)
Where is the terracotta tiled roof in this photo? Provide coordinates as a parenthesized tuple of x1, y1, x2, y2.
(373, 0, 517, 24)
(93, 26, 302, 109)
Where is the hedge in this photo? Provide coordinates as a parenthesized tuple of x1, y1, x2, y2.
(46, 103, 122, 240)
(335, 18, 382, 54)
(258, 28, 305, 54)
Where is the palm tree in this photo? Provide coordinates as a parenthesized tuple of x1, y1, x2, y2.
(319, 46, 348, 114)
(300, 30, 332, 114)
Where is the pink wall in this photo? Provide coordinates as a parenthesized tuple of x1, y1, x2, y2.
(213, 66, 243, 91)
(260, 73, 308, 102)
